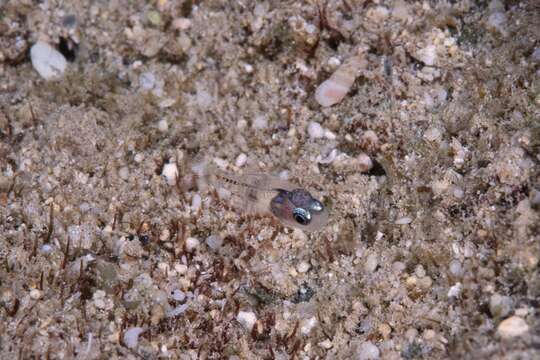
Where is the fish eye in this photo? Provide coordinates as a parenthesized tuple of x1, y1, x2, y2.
(310, 200, 323, 212)
(293, 208, 311, 225)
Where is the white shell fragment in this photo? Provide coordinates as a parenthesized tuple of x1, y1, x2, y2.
(30, 41, 67, 80)
(315, 52, 367, 107)
(162, 163, 178, 186)
(123, 327, 144, 349)
(237, 311, 257, 331)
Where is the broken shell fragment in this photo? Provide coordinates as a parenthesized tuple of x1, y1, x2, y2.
(315, 53, 367, 107)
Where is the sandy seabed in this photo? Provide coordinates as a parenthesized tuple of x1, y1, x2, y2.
(1, 1, 539, 359)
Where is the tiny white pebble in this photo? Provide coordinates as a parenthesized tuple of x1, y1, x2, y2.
(237, 311, 257, 330)
(118, 166, 130, 180)
(174, 263, 188, 275)
(134, 153, 145, 163)
(191, 193, 202, 211)
(235, 153, 247, 167)
(157, 119, 168, 132)
(30, 289, 42, 300)
(40, 244, 54, 254)
(318, 339, 333, 349)
(357, 341, 380, 360)
(300, 317, 318, 335)
(170, 289, 186, 301)
(356, 153, 373, 172)
(30, 42, 67, 80)
(324, 129, 336, 140)
(123, 327, 144, 349)
(447, 282, 462, 298)
(297, 261, 310, 273)
(185, 237, 200, 252)
(162, 163, 178, 186)
(308, 121, 324, 139)
(395, 217, 412, 225)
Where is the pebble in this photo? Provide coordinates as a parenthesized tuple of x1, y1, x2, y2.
(237, 311, 257, 330)
(497, 316, 529, 339)
(40, 244, 54, 254)
(174, 263, 188, 275)
(170, 289, 186, 302)
(356, 153, 373, 173)
(395, 217, 412, 225)
(139, 72, 156, 90)
(415, 45, 437, 66)
(118, 166, 130, 180)
(123, 327, 144, 349)
(157, 119, 168, 132)
(307, 121, 324, 139)
(489, 294, 513, 318)
(297, 261, 310, 273)
(206, 235, 223, 251)
(315, 52, 367, 107)
(318, 339, 333, 349)
(30, 42, 67, 80)
(162, 163, 178, 186)
(364, 253, 378, 273)
(449, 260, 463, 276)
(447, 282, 462, 298)
(191, 193, 202, 211)
(356, 341, 380, 360)
(235, 153, 247, 167)
(185, 237, 200, 252)
(300, 316, 317, 335)
(29, 289, 42, 300)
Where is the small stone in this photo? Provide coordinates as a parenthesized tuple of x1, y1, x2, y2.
(297, 261, 310, 273)
(489, 294, 513, 318)
(395, 217, 412, 225)
(118, 166, 130, 180)
(356, 153, 373, 173)
(162, 163, 178, 186)
(30, 42, 67, 80)
(447, 282, 462, 298)
(174, 263, 188, 275)
(300, 316, 317, 335)
(356, 341, 380, 360)
(139, 72, 156, 90)
(29, 289, 42, 300)
(157, 119, 168, 132)
(172, 18, 192, 30)
(315, 54, 367, 107)
(235, 153, 247, 167)
(378, 323, 392, 338)
(40, 244, 54, 254)
(185, 237, 200, 252)
(123, 327, 144, 349)
(497, 316, 529, 339)
(191, 193, 202, 211)
(318, 339, 333, 349)
(170, 289, 186, 301)
(449, 260, 463, 276)
(415, 45, 437, 66)
(237, 311, 257, 330)
(364, 253, 378, 273)
(206, 235, 223, 251)
(308, 121, 324, 139)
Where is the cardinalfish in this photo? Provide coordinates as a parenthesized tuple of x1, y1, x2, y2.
(200, 164, 329, 232)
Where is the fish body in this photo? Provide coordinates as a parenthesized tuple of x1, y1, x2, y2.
(206, 166, 328, 232)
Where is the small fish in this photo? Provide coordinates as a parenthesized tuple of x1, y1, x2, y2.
(205, 165, 329, 232)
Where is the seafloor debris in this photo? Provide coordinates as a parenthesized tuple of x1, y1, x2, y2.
(315, 49, 368, 107)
